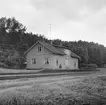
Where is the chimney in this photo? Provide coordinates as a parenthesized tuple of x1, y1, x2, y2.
(50, 40, 53, 45)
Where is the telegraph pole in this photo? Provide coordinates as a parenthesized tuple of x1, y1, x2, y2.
(48, 24, 52, 39)
(48, 24, 56, 39)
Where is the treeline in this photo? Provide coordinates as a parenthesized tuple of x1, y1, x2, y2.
(0, 17, 106, 67)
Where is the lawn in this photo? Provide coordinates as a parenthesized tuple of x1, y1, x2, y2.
(0, 67, 100, 80)
(0, 67, 99, 76)
(0, 75, 105, 105)
(0, 67, 99, 74)
(0, 68, 42, 74)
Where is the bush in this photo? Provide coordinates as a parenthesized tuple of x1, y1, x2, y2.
(81, 64, 98, 70)
(4, 58, 16, 67)
(4, 57, 26, 69)
(15, 57, 26, 69)
(0, 62, 8, 68)
(0, 56, 5, 62)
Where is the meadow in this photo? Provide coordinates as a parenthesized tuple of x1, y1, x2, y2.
(0, 75, 105, 105)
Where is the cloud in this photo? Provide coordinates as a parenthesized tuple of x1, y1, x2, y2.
(30, 0, 106, 20)
(29, 0, 106, 46)
(0, 0, 106, 46)
(0, 0, 36, 30)
(30, 0, 81, 20)
(84, 7, 106, 31)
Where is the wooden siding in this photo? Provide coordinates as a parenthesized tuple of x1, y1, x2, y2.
(26, 43, 79, 70)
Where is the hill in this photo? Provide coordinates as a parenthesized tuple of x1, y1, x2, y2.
(0, 17, 106, 68)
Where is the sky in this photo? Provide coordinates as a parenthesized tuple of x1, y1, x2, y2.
(0, 0, 106, 46)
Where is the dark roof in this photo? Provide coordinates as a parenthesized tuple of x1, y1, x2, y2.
(54, 46, 81, 59)
(24, 41, 65, 55)
(71, 52, 81, 59)
(40, 41, 65, 55)
(24, 41, 80, 59)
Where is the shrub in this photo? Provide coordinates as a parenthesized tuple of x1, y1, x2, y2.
(15, 57, 26, 69)
(0, 62, 8, 68)
(0, 56, 5, 62)
(4, 58, 16, 67)
(81, 64, 98, 70)
(4, 57, 26, 69)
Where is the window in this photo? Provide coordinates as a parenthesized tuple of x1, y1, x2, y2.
(38, 46, 42, 52)
(45, 58, 49, 64)
(56, 60, 58, 66)
(32, 58, 36, 64)
(74, 62, 76, 67)
(66, 56, 69, 60)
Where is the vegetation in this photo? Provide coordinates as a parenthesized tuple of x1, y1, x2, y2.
(81, 64, 98, 70)
(0, 17, 106, 68)
(0, 75, 105, 105)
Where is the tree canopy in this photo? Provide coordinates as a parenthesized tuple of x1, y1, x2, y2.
(0, 17, 106, 67)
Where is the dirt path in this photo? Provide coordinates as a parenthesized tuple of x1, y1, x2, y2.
(0, 72, 105, 92)
(0, 75, 84, 91)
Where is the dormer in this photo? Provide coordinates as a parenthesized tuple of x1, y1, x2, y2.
(64, 49, 71, 55)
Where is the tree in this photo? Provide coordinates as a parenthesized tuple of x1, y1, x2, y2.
(2, 17, 26, 33)
(52, 39, 62, 45)
(0, 17, 9, 43)
(0, 17, 26, 44)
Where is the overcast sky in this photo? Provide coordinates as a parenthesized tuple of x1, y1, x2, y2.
(0, 0, 106, 46)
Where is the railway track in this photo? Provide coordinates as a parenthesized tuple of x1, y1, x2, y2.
(0, 70, 102, 80)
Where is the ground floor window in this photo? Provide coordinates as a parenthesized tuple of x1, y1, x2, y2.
(74, 62, 76, 68)
(32, 58, 36, 64)
(56, 59, 58, 66)
(45, 58, 49, 64)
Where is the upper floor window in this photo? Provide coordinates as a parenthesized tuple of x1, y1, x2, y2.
(45, 58, 49, 64)
(32, 58, 36, 64)
(66, 56, 69, 60)
(38, 46, 42, 52)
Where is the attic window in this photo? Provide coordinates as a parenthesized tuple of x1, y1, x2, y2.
(38, 46, 42, 52)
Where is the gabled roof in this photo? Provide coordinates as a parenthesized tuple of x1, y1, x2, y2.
(54, 46, 81, 60)
(24, 41, 65, 55)
(71, 52, 81, 59)
(24, 41, 81, 60)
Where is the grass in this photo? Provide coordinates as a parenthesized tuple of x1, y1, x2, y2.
(0, 68, 42, 74)
(0, 68, 99, 81)
(0, 70, 99, 80)
(0, 75, 105, 105)
(0, 67, 99, 76)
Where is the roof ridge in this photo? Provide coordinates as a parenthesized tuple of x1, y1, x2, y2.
(40, 41, 65, 55)
(24, 40, 65, 55)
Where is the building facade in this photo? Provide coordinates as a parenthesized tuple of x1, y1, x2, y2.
(25, 41, 80, 70)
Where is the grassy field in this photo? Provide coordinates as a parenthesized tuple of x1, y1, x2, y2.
(0, 68, 42, 74)
(0, 75, 105, 105)
(0, 68, 99, 74)
(0, 67, 101, 80)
